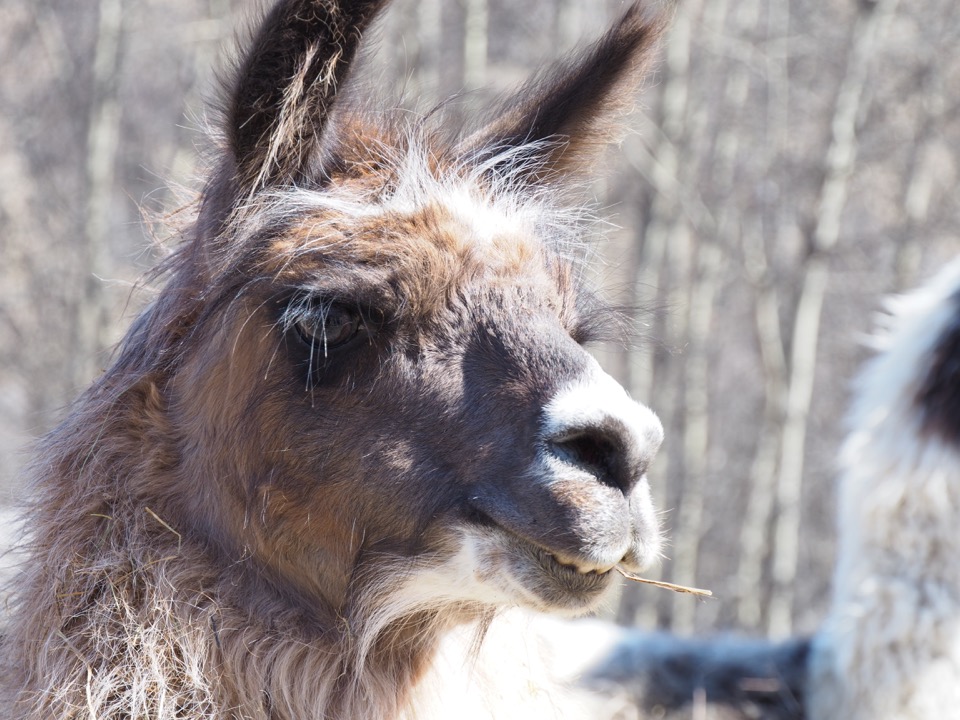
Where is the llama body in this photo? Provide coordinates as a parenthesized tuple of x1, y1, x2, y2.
(807, 259, 960, 720)
(0, 1, 666, 717)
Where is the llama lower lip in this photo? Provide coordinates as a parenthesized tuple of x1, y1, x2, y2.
(530, 545, 614, 598)
(468, 508, 616, 604)
(513, 538, 615, 599)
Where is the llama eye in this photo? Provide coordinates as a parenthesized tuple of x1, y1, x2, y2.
(293, 304, 364, 353)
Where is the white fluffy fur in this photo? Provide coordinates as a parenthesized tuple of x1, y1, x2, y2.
(401, 612, 626, 720)
(808, 259, 960, 719)
(236, 137, 594, 265)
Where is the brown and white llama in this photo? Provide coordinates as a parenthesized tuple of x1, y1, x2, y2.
(0, 1, 669, 718)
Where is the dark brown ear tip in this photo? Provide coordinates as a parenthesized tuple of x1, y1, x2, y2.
(225, 0, 394, 196)
(457, 0, 672, 185)
(614, 0, 672, 48)
(582, 3, 668, 91)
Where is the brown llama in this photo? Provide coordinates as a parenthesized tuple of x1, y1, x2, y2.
(0, 1, 668, 717)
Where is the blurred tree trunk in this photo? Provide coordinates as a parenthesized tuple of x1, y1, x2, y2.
(78, 0, 124, 386)
(767, 0, 901, 639)
(416, 0, 442, 97)
(554, 0, 584, 49)
(463, 0, 488, 88)
(620, 0, 697, 630)
(894, 82, 945, 290)
(671, 237, 721, 633)
(736, 0, 791, 632)
(438, 0, 466, 112)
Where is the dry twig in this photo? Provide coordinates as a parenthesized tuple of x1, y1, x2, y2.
(616, 567, 713, 598)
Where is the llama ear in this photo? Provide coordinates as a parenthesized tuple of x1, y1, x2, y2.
(224, 0, 391, 195)
(460, 2, 667, 183)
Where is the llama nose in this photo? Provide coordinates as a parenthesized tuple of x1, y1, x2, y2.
(549, 424, 632, 493)
(543, 365, 663, 495)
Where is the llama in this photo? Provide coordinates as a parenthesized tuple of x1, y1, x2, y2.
(0, 1, 669, 718)
(807, 258, 960, 720)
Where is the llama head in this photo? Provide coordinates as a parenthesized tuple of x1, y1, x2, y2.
(828, 259, 960, 606)
(134, 0, 666, 621)
(843, 259, 960, 469)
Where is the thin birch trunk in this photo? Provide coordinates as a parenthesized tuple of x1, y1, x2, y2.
(615, 135, 671, 629)
(667, 0, 732, 634)
(416, 0, 442, 98)
(79, 0, 124, 388)
(648, 0, 718, 631)
(736, 0, 791, 631)
(614, 2, 696, 627)
(670, 238, 721, 633)
(895, 93, 942, 290)
(555, 0, 584, 49)
(767, 0, 900, 638)
(463, 0, 488, 89)
(634, 3, 694, 630)
(438, 0, 466, 109)
(736, 222, 788, 629)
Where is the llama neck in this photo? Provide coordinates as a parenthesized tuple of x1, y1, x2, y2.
(210, 583, 472, 720)
(5, 507, 461, 719)
(0, 392, 459, 720)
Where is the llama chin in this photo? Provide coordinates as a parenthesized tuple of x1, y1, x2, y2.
(0, 2, 668, 718)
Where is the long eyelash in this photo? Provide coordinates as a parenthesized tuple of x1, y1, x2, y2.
(279, 293, 332, 390)
(280, 292, 329, 333)
(574, 291, 666, 349)
(282, 294, 336, 346)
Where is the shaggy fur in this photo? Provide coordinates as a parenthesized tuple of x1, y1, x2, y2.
(807, 259, 960, 720)
(0, 1, 669, 718)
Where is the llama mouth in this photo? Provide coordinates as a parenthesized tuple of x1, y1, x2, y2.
(465, 505, 618, 606)
(516, 539, 616, 604)
(538, 548, 615, 578)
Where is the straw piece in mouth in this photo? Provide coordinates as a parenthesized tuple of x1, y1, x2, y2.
(616, 567, 713, 597)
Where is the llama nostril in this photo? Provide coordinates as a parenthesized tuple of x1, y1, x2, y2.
(549, 427, 633, 493)
(542, 368, 662, 495)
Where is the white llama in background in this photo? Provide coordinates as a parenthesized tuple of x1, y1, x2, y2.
(583, 260, 960, 719)
(808, 258, 960, 720)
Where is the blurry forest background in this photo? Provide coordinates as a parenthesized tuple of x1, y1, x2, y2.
(1, 0, 958, 640)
